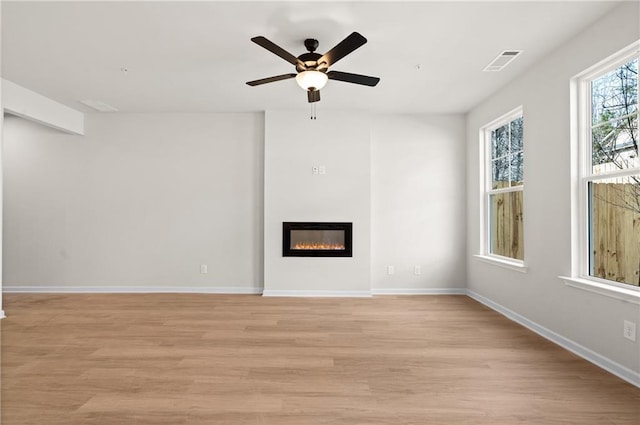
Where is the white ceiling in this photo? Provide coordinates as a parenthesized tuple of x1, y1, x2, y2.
(2, 1, 621, 114)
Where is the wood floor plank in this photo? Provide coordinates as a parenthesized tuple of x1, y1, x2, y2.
(1, 293, 638, 424)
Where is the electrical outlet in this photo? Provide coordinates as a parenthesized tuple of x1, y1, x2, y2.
(623, 320, 636, 342)
(414, 265, 421, 275)
(200, 264, 208, 274)
(387, 265, 395, 275)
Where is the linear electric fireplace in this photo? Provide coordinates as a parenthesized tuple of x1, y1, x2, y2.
(283, 222, 353, 257)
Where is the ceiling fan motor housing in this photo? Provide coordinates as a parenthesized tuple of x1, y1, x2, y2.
(297, 52, 323, 72)
(296, 39, 324, 72)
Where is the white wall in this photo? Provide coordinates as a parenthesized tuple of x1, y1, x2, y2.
(0, 0, 4, 316)
(3, 113, 264, 291)
(263, 109, 372, 295)
(262, 110, 468, 295)
(4, 108, 468, 295)
(371, 114, 467, 292)
(466, 2, 640, 376)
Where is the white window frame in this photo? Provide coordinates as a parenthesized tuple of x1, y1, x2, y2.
(476, 106, 527, 272)
(562, 41, 640, 303)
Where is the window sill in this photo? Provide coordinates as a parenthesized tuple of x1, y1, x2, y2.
(473, 255, 528, 273)
(559, 276, 640, 305)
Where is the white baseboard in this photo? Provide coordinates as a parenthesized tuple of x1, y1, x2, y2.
(2, 286, 263, 294)
(467, 289, 640, 388)
(372, 287, 467, 295)
(262, 289, 372, 297)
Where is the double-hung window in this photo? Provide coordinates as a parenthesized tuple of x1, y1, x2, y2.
(575, 45, 639, 289)
(481, 108, 525, 264)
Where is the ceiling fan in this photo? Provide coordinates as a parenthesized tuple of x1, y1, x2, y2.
(246, 32, 380, 103)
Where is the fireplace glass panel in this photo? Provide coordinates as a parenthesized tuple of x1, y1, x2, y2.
(290, 230, 346, 251)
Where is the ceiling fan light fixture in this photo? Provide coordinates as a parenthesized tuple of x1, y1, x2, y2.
(296, 70, 328, 91)
(247, 33, 379, 104)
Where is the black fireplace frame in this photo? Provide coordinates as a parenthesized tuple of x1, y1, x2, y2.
(283, 222, 353, 257)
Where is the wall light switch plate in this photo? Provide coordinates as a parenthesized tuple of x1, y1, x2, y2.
(414, 265, 421, 275)
(200, 264, 208, 274)
(387, 265, 395, 275)
(312, 166, 319, 175)
(319, 165, 326, 175)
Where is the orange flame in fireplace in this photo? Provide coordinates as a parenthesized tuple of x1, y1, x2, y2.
(292, 243, 346, 250)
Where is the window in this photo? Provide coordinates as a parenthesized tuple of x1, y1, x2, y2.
(481, 108, 525, 263)
(576, 45, 639, 289)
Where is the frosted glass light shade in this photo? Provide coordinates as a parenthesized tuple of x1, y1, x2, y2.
(295, 71, 328, 91)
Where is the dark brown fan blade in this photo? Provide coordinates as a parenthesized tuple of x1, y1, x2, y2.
(251, 36, 304, 68)
(318, 32, 367, 67)
(246, 73, 297, 86)
(307, 89, 320, 103)
(327, 71, 380, 87)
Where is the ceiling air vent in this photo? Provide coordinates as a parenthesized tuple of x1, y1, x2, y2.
(483, 50, 522, 72)
(79, 99, 118, 112)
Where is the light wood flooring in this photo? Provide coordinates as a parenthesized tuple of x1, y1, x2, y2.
(1, 294, 639, 424)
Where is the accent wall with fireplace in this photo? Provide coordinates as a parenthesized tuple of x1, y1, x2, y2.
(263, 110, 372, 296)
